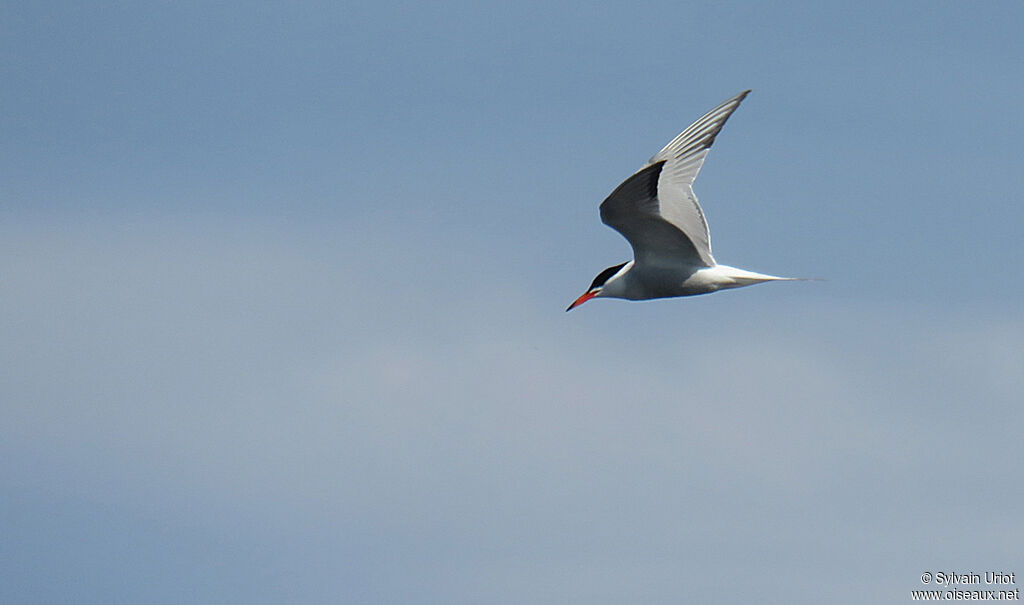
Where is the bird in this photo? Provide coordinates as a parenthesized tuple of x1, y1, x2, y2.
(567, 90, 805, 311)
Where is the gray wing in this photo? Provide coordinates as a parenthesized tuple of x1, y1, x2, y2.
(599, 90, 750, 268)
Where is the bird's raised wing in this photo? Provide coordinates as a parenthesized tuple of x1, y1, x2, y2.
(599, 90, 750, 268)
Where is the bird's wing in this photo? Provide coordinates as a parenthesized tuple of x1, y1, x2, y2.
(599, 90, 750, 268)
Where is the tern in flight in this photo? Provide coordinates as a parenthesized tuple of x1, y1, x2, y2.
(567, 90, 804, 311)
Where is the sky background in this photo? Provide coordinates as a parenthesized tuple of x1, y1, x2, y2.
(2, 1, 1023, 603)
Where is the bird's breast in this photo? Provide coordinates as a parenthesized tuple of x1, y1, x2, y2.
(618, 265, 712, 299)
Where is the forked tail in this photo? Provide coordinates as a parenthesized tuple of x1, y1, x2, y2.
(716, 265, 824, 287)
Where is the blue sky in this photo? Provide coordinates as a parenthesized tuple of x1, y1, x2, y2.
(2, 2, 1023, 604)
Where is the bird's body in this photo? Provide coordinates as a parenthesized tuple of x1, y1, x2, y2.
(568, 90, 803, 311)
(598, 262, 798, 301)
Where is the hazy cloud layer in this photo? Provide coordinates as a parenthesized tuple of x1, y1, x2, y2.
(2, 220, 1020, 604)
